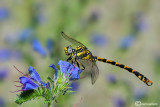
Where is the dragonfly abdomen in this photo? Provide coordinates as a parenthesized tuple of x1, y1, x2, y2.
(96, 56, 153, 86)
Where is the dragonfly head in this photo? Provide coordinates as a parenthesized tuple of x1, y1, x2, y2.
(64, 45, 73, 56)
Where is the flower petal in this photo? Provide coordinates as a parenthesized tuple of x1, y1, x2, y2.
(22, 82, 39, 90)
(58, 60, 70, 75)
(19, 76, 39, 90)
(19, 76, 30, 85)
(28, 66, 42, 84)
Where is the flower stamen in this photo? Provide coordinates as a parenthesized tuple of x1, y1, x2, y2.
(13, 65, 29, 77)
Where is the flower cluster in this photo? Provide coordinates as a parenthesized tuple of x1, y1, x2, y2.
(14, 60, 83, 106)
(14, 66, 50, 92)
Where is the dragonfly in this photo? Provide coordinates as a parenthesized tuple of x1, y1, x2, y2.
(61, 32, 153, 86)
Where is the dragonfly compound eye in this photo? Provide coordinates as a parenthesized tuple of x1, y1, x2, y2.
(67, 47, 72, 54)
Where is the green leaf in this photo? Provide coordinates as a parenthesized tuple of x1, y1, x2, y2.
(15, 90, 40, 105)
(47, 76, 54, 83)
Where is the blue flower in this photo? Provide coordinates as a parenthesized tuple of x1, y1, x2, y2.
(90, 34, 108, 46)
(133, 87, 147, 101)
(58, 60, 83, 80)
(15, 66, 50, 91)
(19, 76, 39, 90)
(69, 82, 79, 91)
(18, 28, 33, 42)
(32, 39, 47, 57)
(27, 66, 50, 90)
(113, 97, 126, 107)
(0, 68, 8, 81)
(0, 7, 9, 21)
(0, 49, 11, 61)
(120, 35, 135, 50)
(133, 12, 149, 33)
(49, 64, 58, 81)
(0, 97, 5, 107)
(106, 74, 117, 84)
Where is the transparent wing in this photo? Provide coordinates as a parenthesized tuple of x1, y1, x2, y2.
(91, 62, 99, 85)
(61, 32, 85, 46)
(77, 59, 99, 85)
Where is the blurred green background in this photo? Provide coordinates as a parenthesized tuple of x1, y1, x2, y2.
(0, 0, 160, 107)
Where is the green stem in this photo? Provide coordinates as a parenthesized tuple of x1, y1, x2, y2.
(48, 102, 51, 107)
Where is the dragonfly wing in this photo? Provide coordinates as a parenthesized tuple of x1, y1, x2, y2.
(76, 59, 99, 84)
(91, 61, 99, 85)
(61, 32, 85, 46)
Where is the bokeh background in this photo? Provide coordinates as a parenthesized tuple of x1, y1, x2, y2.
(0, 0, 160, 107)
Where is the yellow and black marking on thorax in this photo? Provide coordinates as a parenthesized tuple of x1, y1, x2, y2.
(62, 32, 153, 86)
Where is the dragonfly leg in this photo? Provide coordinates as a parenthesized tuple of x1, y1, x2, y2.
(81, 63, 85, 70)
(67, 56, 72, 62)
(76, 61, 80, 68)
(67, 56, 75, 64)
(76, 60, 85, 70)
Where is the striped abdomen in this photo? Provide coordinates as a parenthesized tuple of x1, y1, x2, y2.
(96, 56, 153, 86)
